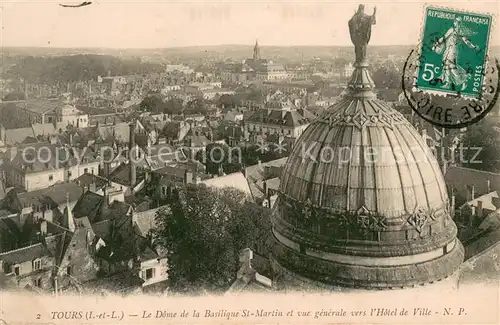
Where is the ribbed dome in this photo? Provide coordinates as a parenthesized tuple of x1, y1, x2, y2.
(280, 97, 448, 216)
(270, 10, 464, 289)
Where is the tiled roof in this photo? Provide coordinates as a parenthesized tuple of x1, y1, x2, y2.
(32, 123, 56, 137)
(133, 207, 163, 237)
(462, 191, 500, 212)
(91, 220, 113, 239)
(85, 270, 144, 293)
(72, 191, 103, 219)
(460, 237, 500, 284)
(16, 182, 84, 209)
(244, 158, 288, 183)
(463, 227, 500, 260)
(0, 243, 53, 264)
(5, 143, 99, 174)
(109, 163, 145, 187)
(75, 173, 109, 190)
(445, 166, 500, 199)
(17, 99, 61, 115)
(97, 122, 130, 143)
(246, 108, 312, 127)
(4, 128, 35, 146)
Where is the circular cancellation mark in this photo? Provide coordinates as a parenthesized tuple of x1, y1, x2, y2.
(401, 46, 500, 129)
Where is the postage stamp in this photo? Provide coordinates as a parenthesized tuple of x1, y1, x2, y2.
(416, 7, 492, 98)
(402, 6, 499, 129)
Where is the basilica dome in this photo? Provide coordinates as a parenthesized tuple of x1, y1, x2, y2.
(270, 8, 464, 290)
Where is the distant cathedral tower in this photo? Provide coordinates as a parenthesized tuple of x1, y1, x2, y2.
(253, 40, 261, 61)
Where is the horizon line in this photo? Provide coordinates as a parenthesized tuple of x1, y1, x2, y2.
(1, 44, 420, 50)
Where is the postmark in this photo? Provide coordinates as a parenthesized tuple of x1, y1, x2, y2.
(402, 6, 499, 129)
(417, 7, 492, 98)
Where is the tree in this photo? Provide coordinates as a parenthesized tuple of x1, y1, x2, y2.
(217, 94, 240, 109)
(139, 95, 164, 113)
(152, 185, 270, 293)
(371, 65, 400, 89)
(186, 96, 207, 115)
(461, 118, 500, 173)
(163, 98, 184, 116)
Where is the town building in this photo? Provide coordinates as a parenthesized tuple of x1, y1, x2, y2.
(221, 41, 288, 83)
(1, 143, 100, 192)
(245, 105, 315, 140)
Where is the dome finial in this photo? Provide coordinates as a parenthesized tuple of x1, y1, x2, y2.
(346, 4, 377, 97)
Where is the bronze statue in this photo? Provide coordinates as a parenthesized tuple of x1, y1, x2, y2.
(348, 4, 377, 63)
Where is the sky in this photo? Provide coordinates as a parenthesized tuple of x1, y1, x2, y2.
(1, 0, 498, 48)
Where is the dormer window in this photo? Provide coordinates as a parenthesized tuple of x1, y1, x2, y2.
(33, 259, 41, 271)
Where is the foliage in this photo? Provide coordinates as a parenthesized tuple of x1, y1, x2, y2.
(152, 185, 271, 293)
(371, 64, 401, 89)
(6, 55, 162, 83)
(139, 95, 165, 113)
(196, 143, 288, 175)
(461, 118, 500, 173)
(185, 96, 207, 115)
(164, 98, 184, 115)
(217, 94, 240, 109)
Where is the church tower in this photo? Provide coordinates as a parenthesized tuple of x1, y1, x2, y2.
(270, 4, 464, 291)
(253, 40, 261, 61)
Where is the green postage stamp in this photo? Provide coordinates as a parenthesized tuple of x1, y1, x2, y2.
(417, 7, 492, 98)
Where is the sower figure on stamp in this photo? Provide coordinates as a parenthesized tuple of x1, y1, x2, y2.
(432, 17, 481, 90)
(348, 4, 376, 64)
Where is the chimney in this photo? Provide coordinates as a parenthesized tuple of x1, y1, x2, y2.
(263, 180, 268, 197)
(104, 161, 110, 180)
(236, 248, 255, 281)
(184, 170, 193, 185)
(0, 124, 5, 142)
(62, 193, 76, 232)
(40, 220, 48, 236)
(487, 180, 491, 193)
(9, 146, 17, 162)
(477, 200, 483, 218)
(129, 122, 137, 187)
(450, 193, 456, 218)
(469, 206, 476, 226)
(467, 185, 475, 202)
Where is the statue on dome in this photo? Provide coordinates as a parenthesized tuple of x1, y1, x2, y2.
(348, 4, 377, 63)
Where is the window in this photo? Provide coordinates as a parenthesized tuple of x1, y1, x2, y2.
(48, 175, 53, 181)
(84, 168, 88, 174)
(33, 259, 41, 271)
(68, 171, 72, 177)
(14, 265, 20, 276)
(145, 268, 155, 280)
(66, 266, 72, 275)
(33, 278, 42, 287)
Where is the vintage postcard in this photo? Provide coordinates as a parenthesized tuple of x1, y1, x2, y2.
(0, 0, 499, 324)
